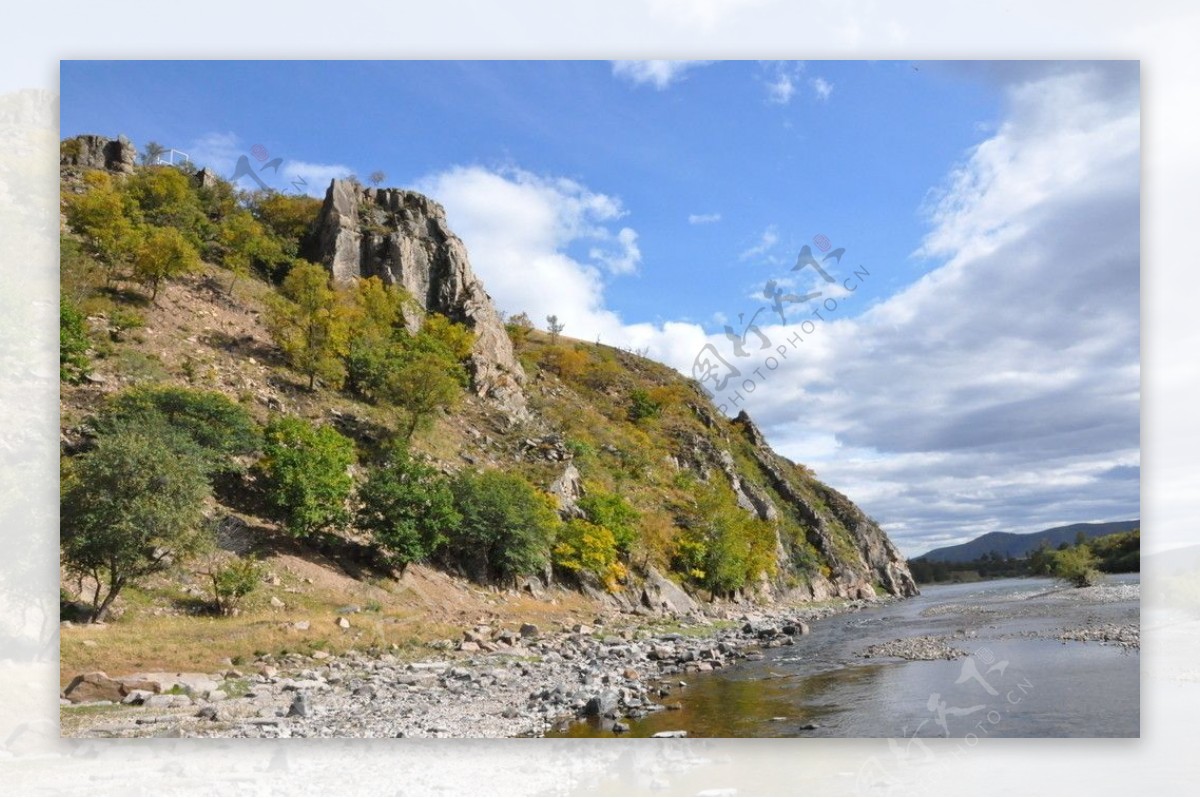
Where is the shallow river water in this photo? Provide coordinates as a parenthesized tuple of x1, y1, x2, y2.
(551, 575, 1139, 738)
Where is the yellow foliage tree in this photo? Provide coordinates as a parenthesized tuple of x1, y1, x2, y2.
(266, 261, 350, 390)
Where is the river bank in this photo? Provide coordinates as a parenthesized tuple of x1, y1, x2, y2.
(61, 597, 883, 738)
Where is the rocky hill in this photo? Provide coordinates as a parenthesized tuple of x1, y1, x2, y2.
(58, 135, 915, 679)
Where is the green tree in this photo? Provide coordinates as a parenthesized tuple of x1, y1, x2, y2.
(133, 225, 202, 301)
(578, 490, 640, 553)
(356, 445, 459, 573)
(123, 166, 207, 238)
(61, 431, 211, 622)
(257, 416, 356, 538)
(266, 261, 350, 390)
(385, 351, 465, 441)
(218, 209, 285, 293)
(447, 470, 559, 584)
(345, 310, 472, 439)
(60, 297, 89, 382)
(94, 386, 260, 476)
(342, 277, 411, 397)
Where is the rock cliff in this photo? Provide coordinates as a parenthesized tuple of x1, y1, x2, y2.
(60, 134, 136, 174)
(312, 179, 526, 415)
(730, 411, 919, 599)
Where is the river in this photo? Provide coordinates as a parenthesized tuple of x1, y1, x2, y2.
(550, 575, 1139, 738)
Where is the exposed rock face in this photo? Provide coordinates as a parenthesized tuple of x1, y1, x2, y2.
(729, 411, 919, 599)
(313, 179, 526, 415)
(60, 134, 136, 173)
(549, 462, 585, 516)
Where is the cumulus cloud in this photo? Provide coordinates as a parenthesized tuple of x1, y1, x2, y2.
(715, 62, 1141, 555)
(413, 165, 706, 365)
(589, 226, 641, 275)
(689, 212, 722, 225)
(611, 60, 710, 90)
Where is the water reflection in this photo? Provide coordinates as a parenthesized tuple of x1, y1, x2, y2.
(551, 577, 1139, 738)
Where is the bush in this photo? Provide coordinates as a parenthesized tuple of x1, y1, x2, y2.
(356, 445, 459, 573)
(540, 346, 589, 381)
(61, 430, 211, 621)
(60, 297, 89, 382)
(94, 386, 260, 476)
(1051, 545, 1102, 588)
(446, 470, 559, 584)
(628, 388, 663, 422)
(578, 490, 640, 553)
(553, 518, 626, 591)
(673, 482, 776, 596)
(206, 556, 262, 615)
(258, 416, 356, 538)
(582, 357, 623, 390)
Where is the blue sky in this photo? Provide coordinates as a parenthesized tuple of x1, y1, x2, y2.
(60, 60, 1141, 556)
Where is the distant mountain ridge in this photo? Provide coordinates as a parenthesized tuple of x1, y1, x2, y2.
(917, 520, 1140, 563)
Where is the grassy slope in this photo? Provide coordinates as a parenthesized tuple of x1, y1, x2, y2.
(58, 172, 887, 681)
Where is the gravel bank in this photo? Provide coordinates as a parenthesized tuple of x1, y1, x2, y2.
(858, 635, 969, 661)
(63, 600, 879, 738)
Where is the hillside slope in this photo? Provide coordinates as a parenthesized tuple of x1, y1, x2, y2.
(58, 137, 917, 676)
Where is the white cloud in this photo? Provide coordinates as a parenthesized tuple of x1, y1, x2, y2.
(712, 62, 1141, 556)
(738, 225, 779, 260)
(414, 165, 684, 350)
(588, 226, 642, 275)
(281, 160, 355, 197)
(688, 212, 722, 225)
(611, 60, 710, 90)
(810, 76, 834, 101)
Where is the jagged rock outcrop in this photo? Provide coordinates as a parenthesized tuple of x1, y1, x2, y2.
(60, 134, 136, 173)
(313, 179, 526, 415)
(730, 410, 919, 599)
